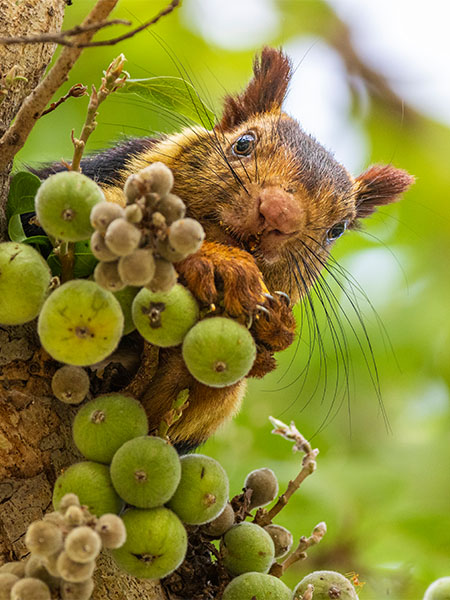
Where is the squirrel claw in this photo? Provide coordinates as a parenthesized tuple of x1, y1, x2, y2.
(274, 290, 291, 305)
(262, 292, 275, 302)
(256, 304, 271, 317)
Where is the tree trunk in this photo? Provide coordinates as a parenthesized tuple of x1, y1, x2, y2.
(0, 3, 167, 598)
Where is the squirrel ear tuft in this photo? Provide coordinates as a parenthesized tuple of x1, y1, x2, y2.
(354, 164, 415, 220)
(217, 47, 292, 132)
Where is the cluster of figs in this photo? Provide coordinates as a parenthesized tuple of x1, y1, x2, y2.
(0, 163, 257, 387)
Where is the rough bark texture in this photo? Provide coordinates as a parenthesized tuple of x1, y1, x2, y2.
(0, 3, 167, 598)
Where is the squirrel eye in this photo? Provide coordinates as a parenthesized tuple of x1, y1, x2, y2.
(326, 221, 348, 242)
(232, 133, 256, 156)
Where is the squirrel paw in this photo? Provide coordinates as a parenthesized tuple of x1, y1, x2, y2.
(251, 291, 296, 353)
(176, 242, 266, 318)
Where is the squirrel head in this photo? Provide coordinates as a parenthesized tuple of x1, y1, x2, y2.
(137, 48, 414, 299)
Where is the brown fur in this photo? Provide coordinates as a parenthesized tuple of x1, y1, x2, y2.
(100, 48, 414, 449)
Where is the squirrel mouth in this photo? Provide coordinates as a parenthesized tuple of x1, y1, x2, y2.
(243, 229, 292, 257)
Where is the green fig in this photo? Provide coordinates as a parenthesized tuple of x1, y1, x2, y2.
(222, 572, 292, 600)
(293, 570, 358, 599)
(220, 522, 275, 576)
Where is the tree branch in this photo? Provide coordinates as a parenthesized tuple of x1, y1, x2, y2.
(0, 0, 119, 172)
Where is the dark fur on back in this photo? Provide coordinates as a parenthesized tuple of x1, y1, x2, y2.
(29, 137, 156, 185)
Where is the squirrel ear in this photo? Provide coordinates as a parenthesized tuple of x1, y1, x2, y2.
(217, 47, 292, 132)
(353, 164, 415, 220)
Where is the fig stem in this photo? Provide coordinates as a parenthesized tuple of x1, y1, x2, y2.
(59, 241, 75, 282)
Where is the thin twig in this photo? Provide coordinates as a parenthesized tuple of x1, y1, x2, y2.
(66, 0, 180, 48)
(41, 83, 87, 117)
(269, 522, 327, 577)
(0, 19, 130, 46)
(0, 0, 120, 172)
(70, 54, 128, 172)
(254, 417, 319, 527)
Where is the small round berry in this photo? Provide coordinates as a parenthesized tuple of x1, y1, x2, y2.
(220, 522, 275, 576)
(56, 551, 95, 583)
(244, 468, 279, 509)
(124, 203, 143, 224)
(58, 493, 81, 514)
(155, 193, 186, 224)
(293, 571, 358, 599)
(202, 502, 235, 537)
(64, 526, 102, 563)
(0, 573, 19, 599)
(10, 577, 51, 600)
(95, 514, 127, 549)
(25, 520, 63, 557)
(168, 218, 205, 256)
(60, 578, 95, 600)
(64, 505, 85, 527)
(35, 171, 104, 242)
(423, 577, 450, 600)
(146, 258, 177, 292)
(132, 284, 199, 347)
(263, 524, 293, 558)
(51, 366, 90, 405)
(0, 562, 25, 577)
(139, 162, 174, 197)
(167, 454, 229, 525)
(90, 230, 118, 262)
(104, 218, 141, 256)
(222, 572, 292, 600)
(24, 555, 59, 591)
(0, 242, 51, 325)
(90, 201, 124, 233)
(155, 237, 187, 263)
(94, 260, 126, 292)
(118, 249, 155, 287)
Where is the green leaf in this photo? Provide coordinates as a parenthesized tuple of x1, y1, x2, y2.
(7, 171, 41, 220)
(47, 241, 98, 279)
(119, 77, 216, 128)
(8, 213, 27, 242)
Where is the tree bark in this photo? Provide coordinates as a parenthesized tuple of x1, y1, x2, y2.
(0, 3, 167, 598)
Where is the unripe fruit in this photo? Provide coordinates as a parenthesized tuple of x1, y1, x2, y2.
(95, 514, 127, 549)
(104, 218, 141, 256)
(182, 317, 256, 387)
(90, 201, 124, 232)
(155, 193, 185, 224)
(51, 365, 90, 405)
(202, 502, 235, 537)
(24, 555, 60, 591)
(155, 237, 187, 263)
(0, 562, 25, 577)
(90, 230, 118, 262)
(0, 242, 51, 325)
(220, 522, 275, 576)
(118, 249, 155, 287)
(168, 218, 205, 255)
(10, 577, 51, 600)
(146, 258, 177, 292)
(35, 171, 104, 241)
(43, 511, 66, 527)
(424, 577, 450, 600)
(0, 573, 19, 599)
(94, 260, 125, 292)
(263, 525, 293, 558)
(222, 572, 292, 600)
(244, 468, 279, 509)
(60, 578, 95, 600)
(124, 203, 143, 224)
(25, 520, 63, 557)
(111, 507, 187, 579)
(58, 493, 81, 514)
(56, 551, 95, 583)
(167, 454, 229, 525)
(123, 174, 145, 203)
(132, 284, 199, 347)
(64, 505, 85, 527)
(64, 526, 102, 563)
(73, 394, 148, 464)
(113, 286, 139, 335)
(38, 280, 123, 366)
(53, 461, 123, 517)
(42, 552, 60, 578)
(139, 162, 174, 197)
(293, 571, 358, 600)
(110, 436, 181, 508)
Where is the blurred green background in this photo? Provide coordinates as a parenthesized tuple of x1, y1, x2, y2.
(16, 1, 450, 598)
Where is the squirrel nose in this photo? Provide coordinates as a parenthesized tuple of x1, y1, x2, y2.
(258, 187, 303, 234)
